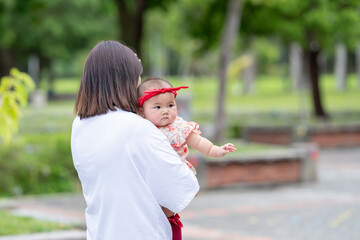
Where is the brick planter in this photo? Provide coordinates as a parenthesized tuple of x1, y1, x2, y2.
(309, 125, 360, 148)
(243, 125, 360, 148)
(206, 160, 300, 188)
(188, 143, 317, 189)
(244, 126, 293, 145)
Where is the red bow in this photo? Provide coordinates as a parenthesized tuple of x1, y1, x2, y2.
(168, 213, 183, 228)
(138, 86, 188, 107)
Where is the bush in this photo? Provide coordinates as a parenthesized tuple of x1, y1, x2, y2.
(0, 132, 80, 196)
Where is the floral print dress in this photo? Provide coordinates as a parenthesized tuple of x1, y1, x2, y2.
(159, 116, 201, 175)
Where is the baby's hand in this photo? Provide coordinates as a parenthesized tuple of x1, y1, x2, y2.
(217, 143, 237, 157)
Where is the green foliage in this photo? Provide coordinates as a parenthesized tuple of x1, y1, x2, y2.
(181, 0, 227, 52)
(252, 38, 283, 74)
(0, 132, 80, 197)
(177, 0, 360, 53)
(0, 68, 35, 144)
(0, 210, 73, 236)
(143, 5, 202, 75)
(0, 97, 78, 197)
(0, 0, 117, 64)
(243, 0, 360, 51)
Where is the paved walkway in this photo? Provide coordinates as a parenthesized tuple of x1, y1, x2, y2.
(1, 148, 359, 240)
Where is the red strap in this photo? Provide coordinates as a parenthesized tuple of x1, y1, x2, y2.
(138, 86, 188, 107)
(168, 213, 183, 228)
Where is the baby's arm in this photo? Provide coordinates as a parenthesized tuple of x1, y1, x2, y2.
(187, 132, 236, 158)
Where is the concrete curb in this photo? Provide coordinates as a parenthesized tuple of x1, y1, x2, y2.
(0, 230, 86, 240)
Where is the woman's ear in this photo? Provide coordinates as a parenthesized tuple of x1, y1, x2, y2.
(139, 107, 145, 117)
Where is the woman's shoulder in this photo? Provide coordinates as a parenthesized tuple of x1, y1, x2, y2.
(110, 109, 142, 121)
(109, 110, 154, 129)
(112, 109, 164, 134)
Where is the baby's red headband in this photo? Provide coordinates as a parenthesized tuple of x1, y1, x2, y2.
(138, 86, 188, 107)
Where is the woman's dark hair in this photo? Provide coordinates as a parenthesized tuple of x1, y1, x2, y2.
(75, 40, 143, 119)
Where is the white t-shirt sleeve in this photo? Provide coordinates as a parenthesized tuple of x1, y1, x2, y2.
(134, 121, 199, 214)
(145, 138, 199, 213)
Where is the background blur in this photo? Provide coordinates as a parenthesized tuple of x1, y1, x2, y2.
(0, 0, 360, 238)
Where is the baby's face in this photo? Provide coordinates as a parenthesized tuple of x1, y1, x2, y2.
(140, 92, 178, 127)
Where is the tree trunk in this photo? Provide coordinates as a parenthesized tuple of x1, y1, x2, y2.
(0, 48, 15, 79)
(115, 0, 146, 57)
(356, 42, 360, 89)
(242, 52, 256, 94)
(214, 0, 243, 142)
(48, 64, 55, 99)
(41, 58, 55, 99)
(289, 42, 303, 91)
(28, 54, 40, 88)
(307, 42, 328, 118)
(147, 34, 167, 77)
(334, 42, 347, 91)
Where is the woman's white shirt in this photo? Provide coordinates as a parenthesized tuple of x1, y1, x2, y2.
(71, 108, 199, 240)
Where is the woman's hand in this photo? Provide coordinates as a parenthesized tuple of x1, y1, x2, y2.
(162, 206, 175, 218)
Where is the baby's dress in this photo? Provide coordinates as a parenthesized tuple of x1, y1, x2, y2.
(159, 116, 201, 175)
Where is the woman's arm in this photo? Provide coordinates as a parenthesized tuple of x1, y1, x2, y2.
(187, 132, 236, 158)
(138, 119, 199, 214)
(162, 206, 175, 217)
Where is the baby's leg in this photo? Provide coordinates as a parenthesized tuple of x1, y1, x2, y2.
(168, 213, 183, 240)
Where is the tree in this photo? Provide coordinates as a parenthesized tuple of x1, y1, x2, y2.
(142, 4, 200, 76)
(113, 0, 175, 57)
(114, 0, 146, 56)
(0, 0, 116, 94)
(215, 0, 244, 142)
(0, 0, 16, 78)
(241, 0, 360, 118)
(182, 0, 360, 121)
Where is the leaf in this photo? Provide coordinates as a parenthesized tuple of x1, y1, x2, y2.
(0, 68, 35, 144)
(227, 54, 254, 78)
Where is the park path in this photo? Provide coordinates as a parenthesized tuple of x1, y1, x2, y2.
(0, 148, 359, 240)
(181, 148, 360, 240)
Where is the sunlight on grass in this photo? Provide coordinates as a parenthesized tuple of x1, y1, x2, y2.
(169, 74, 360, 114)
(32, 74, 360, 128)
(54, 78, 80, 94)
(47, 74, 359, 113)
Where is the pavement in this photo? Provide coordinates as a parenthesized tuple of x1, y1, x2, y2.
(0, 148, 360, 240)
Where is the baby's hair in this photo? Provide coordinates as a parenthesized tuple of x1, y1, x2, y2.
(138, 77, 173, 98)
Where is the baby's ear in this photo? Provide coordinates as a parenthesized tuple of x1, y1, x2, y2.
(138, 107, 145, 117)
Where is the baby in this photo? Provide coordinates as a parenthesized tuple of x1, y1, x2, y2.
(138, 78, 236, 172)
(138, 77, 236, 240)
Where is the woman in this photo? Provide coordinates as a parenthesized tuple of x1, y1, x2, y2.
(71, 40, 199, 240)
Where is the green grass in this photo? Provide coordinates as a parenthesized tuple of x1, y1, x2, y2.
(173, 74, 360, 113)
(19, 100, 75, 134)
(169, 74, 360, 127)
(41, 74, 360, 113)
(54, 78, 80, 95)
(0, 210, 74, 236)
(34, 73, 360, 128)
